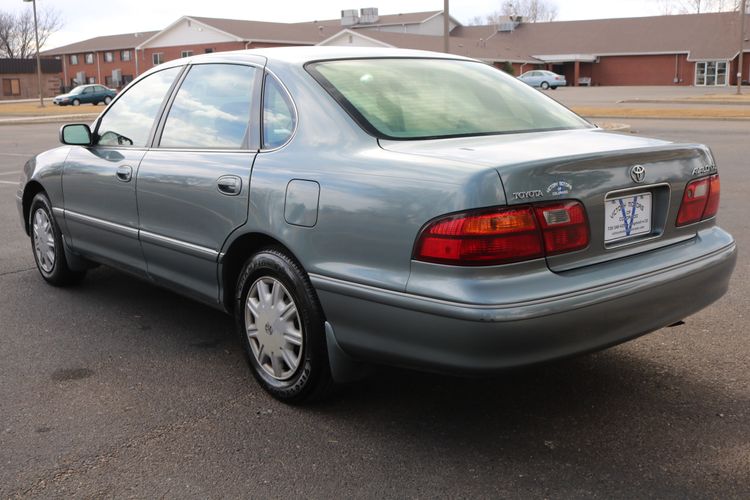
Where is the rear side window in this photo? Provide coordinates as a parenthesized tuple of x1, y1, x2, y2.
(308, 58, 590, 140)
(159, 64, 257, 149)
(97, 66, 182, 147)
(262, 74, 295, 149)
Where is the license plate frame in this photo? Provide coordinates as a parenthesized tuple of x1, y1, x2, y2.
(604, 192, 653, 243)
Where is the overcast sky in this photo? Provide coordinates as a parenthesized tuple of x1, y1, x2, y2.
(1, 0, 677, 50)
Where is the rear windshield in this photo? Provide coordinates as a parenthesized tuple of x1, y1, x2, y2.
(307, 58, 590, 140)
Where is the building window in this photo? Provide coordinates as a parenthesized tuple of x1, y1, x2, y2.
(2, 78, 21, 96)
(85, 53, 94, 64)
(70, 54, 79, 65)
(152, 53, 164, 65)
(181, 50, 194, 58)
(122, 74, 134, 85)
(204, 48, 214, 53)
(695, 61, 728, 86)
(121, 50, 131, 62)
(104, 52, 114, 62)
(88, 76, 96, 84)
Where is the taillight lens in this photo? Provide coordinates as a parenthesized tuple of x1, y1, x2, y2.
(534, 201, 589, 254)
(415, 207, 543, 265)
(414, 201, 589, 266)
(677, 174, 720, 226)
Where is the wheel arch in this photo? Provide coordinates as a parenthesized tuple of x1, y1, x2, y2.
(22, 180, 46, 235)
(220, 231, 306, 313)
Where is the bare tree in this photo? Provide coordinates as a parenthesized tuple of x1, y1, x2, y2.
(501, 0, 559, 22)
(665, 0, 742, 13)
(0, 8, 62, 59)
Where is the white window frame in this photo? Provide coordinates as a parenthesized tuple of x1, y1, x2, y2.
(70, 54, 79, 65)
(181, 50, 194, 58)
(104, 51, 114, 62)
(85, 53, 94, 64)
(695, 60, 729, 86)
(121, 50, 131, 62)
(152, 52, 164, 65)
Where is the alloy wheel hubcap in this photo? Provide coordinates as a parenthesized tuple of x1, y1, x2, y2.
(244, 277, 303, 381)
(32, 208, 55, 273)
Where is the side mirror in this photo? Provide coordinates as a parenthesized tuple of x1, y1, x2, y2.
(59, 123, 93, 146)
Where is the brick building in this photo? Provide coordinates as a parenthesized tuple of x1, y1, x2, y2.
(0, 58, 62, 100)
(41, 9, 750, 89)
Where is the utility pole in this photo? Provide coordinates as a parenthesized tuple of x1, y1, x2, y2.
(23, 0, 44, 107)
(443, 0, 450, 54)
(738, 0, 747, 95)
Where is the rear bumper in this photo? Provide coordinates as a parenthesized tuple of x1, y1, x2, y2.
(312, 228, 736, 374)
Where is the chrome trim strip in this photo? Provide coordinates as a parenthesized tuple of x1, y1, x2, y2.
(64, 209, 139, 239)
(140, 230, 219, 261)
(51, 207, 65, 217)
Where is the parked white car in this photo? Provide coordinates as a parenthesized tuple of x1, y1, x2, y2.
(518, 70, 567, 89)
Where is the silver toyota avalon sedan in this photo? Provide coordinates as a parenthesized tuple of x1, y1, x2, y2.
(17, 47, 736, 403)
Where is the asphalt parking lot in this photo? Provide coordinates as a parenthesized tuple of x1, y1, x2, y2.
(1, 120, 748, 498)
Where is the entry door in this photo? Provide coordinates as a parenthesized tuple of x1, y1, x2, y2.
(62, 65, 183, 275)
(136, 63, 261, 303)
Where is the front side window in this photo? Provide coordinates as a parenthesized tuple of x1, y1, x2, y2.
(159, 64, 257, 149)
(308, 59, 590, 140)
(97, 66, 182, 147)
(263, 75, 295, 149)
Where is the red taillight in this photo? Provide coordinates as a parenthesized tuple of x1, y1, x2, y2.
(414, 201, 589, 266)
(534, 201, 589, 254)
(677, 174, 720, 226)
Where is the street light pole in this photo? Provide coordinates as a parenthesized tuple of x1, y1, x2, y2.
(738, 0, 747, 95)
(23, 0, 44, 107)
(443, 0, 450, 54)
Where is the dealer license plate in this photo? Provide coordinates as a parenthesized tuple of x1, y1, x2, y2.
(604, 193, 652, 243)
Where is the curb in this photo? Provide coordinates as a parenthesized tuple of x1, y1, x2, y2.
(0, 114, 98, 126)
(618, 98, 750, 106)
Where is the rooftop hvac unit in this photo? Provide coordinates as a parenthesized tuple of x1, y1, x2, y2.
(359, 7, 379, 24)
(341, 9, 359, 26)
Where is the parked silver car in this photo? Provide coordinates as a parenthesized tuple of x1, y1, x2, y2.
(518, 69, 567, 89)
(17, 47, 736, 403)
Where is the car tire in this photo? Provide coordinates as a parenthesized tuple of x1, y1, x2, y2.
(540, 81, 550, 90)
(29, 193, 86, 286)
(72, 99, 80, 106)
(104, 96, 112, 105)
(235, 248, 333, 404)
(551, 86, 558, 90)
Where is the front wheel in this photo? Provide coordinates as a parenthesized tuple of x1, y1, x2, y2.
(540, 81, 550, 90)
(235, 249, 332, 404)
(29, 193, 86, 286)
(104, 96, 112, 105)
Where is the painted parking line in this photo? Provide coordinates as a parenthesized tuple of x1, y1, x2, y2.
(0, 153, 34, 157)
(0, 171, 21, 176)
(0, 180, 19, 185)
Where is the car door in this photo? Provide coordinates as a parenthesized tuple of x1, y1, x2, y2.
(62, 66, 184, 276)
(135, 61, 263, 302)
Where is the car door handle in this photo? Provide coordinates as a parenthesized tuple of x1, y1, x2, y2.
(116, 165, 133, 182)
(217, 175, 242, 196)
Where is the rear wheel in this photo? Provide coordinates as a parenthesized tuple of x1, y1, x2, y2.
(235, 249, 332, 404)
(29, 193, 86, 286)
(551, 86, 558, 90)
(72, 99, 80, 106)
(540, 81, 550, 90)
